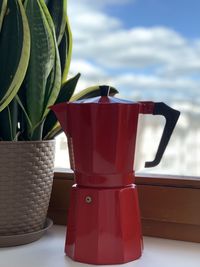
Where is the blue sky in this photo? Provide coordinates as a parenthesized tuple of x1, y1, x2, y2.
(106, 0, 200, 38)
(68, 0, 200, 106)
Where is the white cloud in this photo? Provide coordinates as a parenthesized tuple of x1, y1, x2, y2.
(70, 59, 106, 79)
(69, 60, 109, 93)
(158, 62, 200, 77)
(67, 0, 200, 104)
(111, 73, 199, 91)
(72, 23, 200, 70)
(69, 2, 200, 71)
(107, 73, 200, 103)
(69, 59, 200, 104)
(71, 12, 121, 41)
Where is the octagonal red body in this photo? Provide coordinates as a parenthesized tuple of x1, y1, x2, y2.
(51, 87, 180, 264)
(52, 98, 154, 188)
(66, 185, 142, 264)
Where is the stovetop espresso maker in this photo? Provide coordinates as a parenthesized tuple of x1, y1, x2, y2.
(51, 86, 180, 264)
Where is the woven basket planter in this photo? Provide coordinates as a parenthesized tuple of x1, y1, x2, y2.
(0, 140, 55, 239)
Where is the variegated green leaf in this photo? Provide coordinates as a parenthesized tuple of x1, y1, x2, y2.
(0, 98, 18, 140)
(0, 0, 7, 32)
(16, 94, 32, 129)
(0, 0, 30, 112)
(44, 125, 61, 140)
(59, 26, 68, 81)
(24, 0, 55, 138)
(47, 0, 67, 45)
(59, 17, 72, 83)
(43, 73, 80, 139)
(39, 0, 61, 119)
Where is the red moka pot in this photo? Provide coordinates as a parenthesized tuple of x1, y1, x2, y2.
(51, 86, 180, 264)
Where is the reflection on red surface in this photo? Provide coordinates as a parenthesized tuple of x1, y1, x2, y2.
(51, 87, 179, 264)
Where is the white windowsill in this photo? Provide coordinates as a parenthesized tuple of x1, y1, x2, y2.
(0, 225, 200, 267)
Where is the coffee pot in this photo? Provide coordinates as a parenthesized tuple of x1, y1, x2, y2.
(50, 85, 180, 264)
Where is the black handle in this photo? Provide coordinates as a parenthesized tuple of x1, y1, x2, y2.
(145, 102, 180, 168)
(99, 85, 110, 96)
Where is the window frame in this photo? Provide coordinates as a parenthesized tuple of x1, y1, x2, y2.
(48, 170, 200, 243)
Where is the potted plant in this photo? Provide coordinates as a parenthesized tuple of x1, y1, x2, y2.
(0, 0, 117, 246)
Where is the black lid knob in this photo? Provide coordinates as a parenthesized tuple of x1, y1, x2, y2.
(99, 85, 110, 96)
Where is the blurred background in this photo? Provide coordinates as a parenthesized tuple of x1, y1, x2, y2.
(55, 0, 200, 177)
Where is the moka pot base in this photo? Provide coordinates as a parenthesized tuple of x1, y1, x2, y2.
(65, 184, 142, 265)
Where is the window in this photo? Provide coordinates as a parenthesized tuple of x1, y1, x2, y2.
(55, 1, 200, 177)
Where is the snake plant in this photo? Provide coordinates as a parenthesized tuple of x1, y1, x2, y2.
(0, 0, 118, 141)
